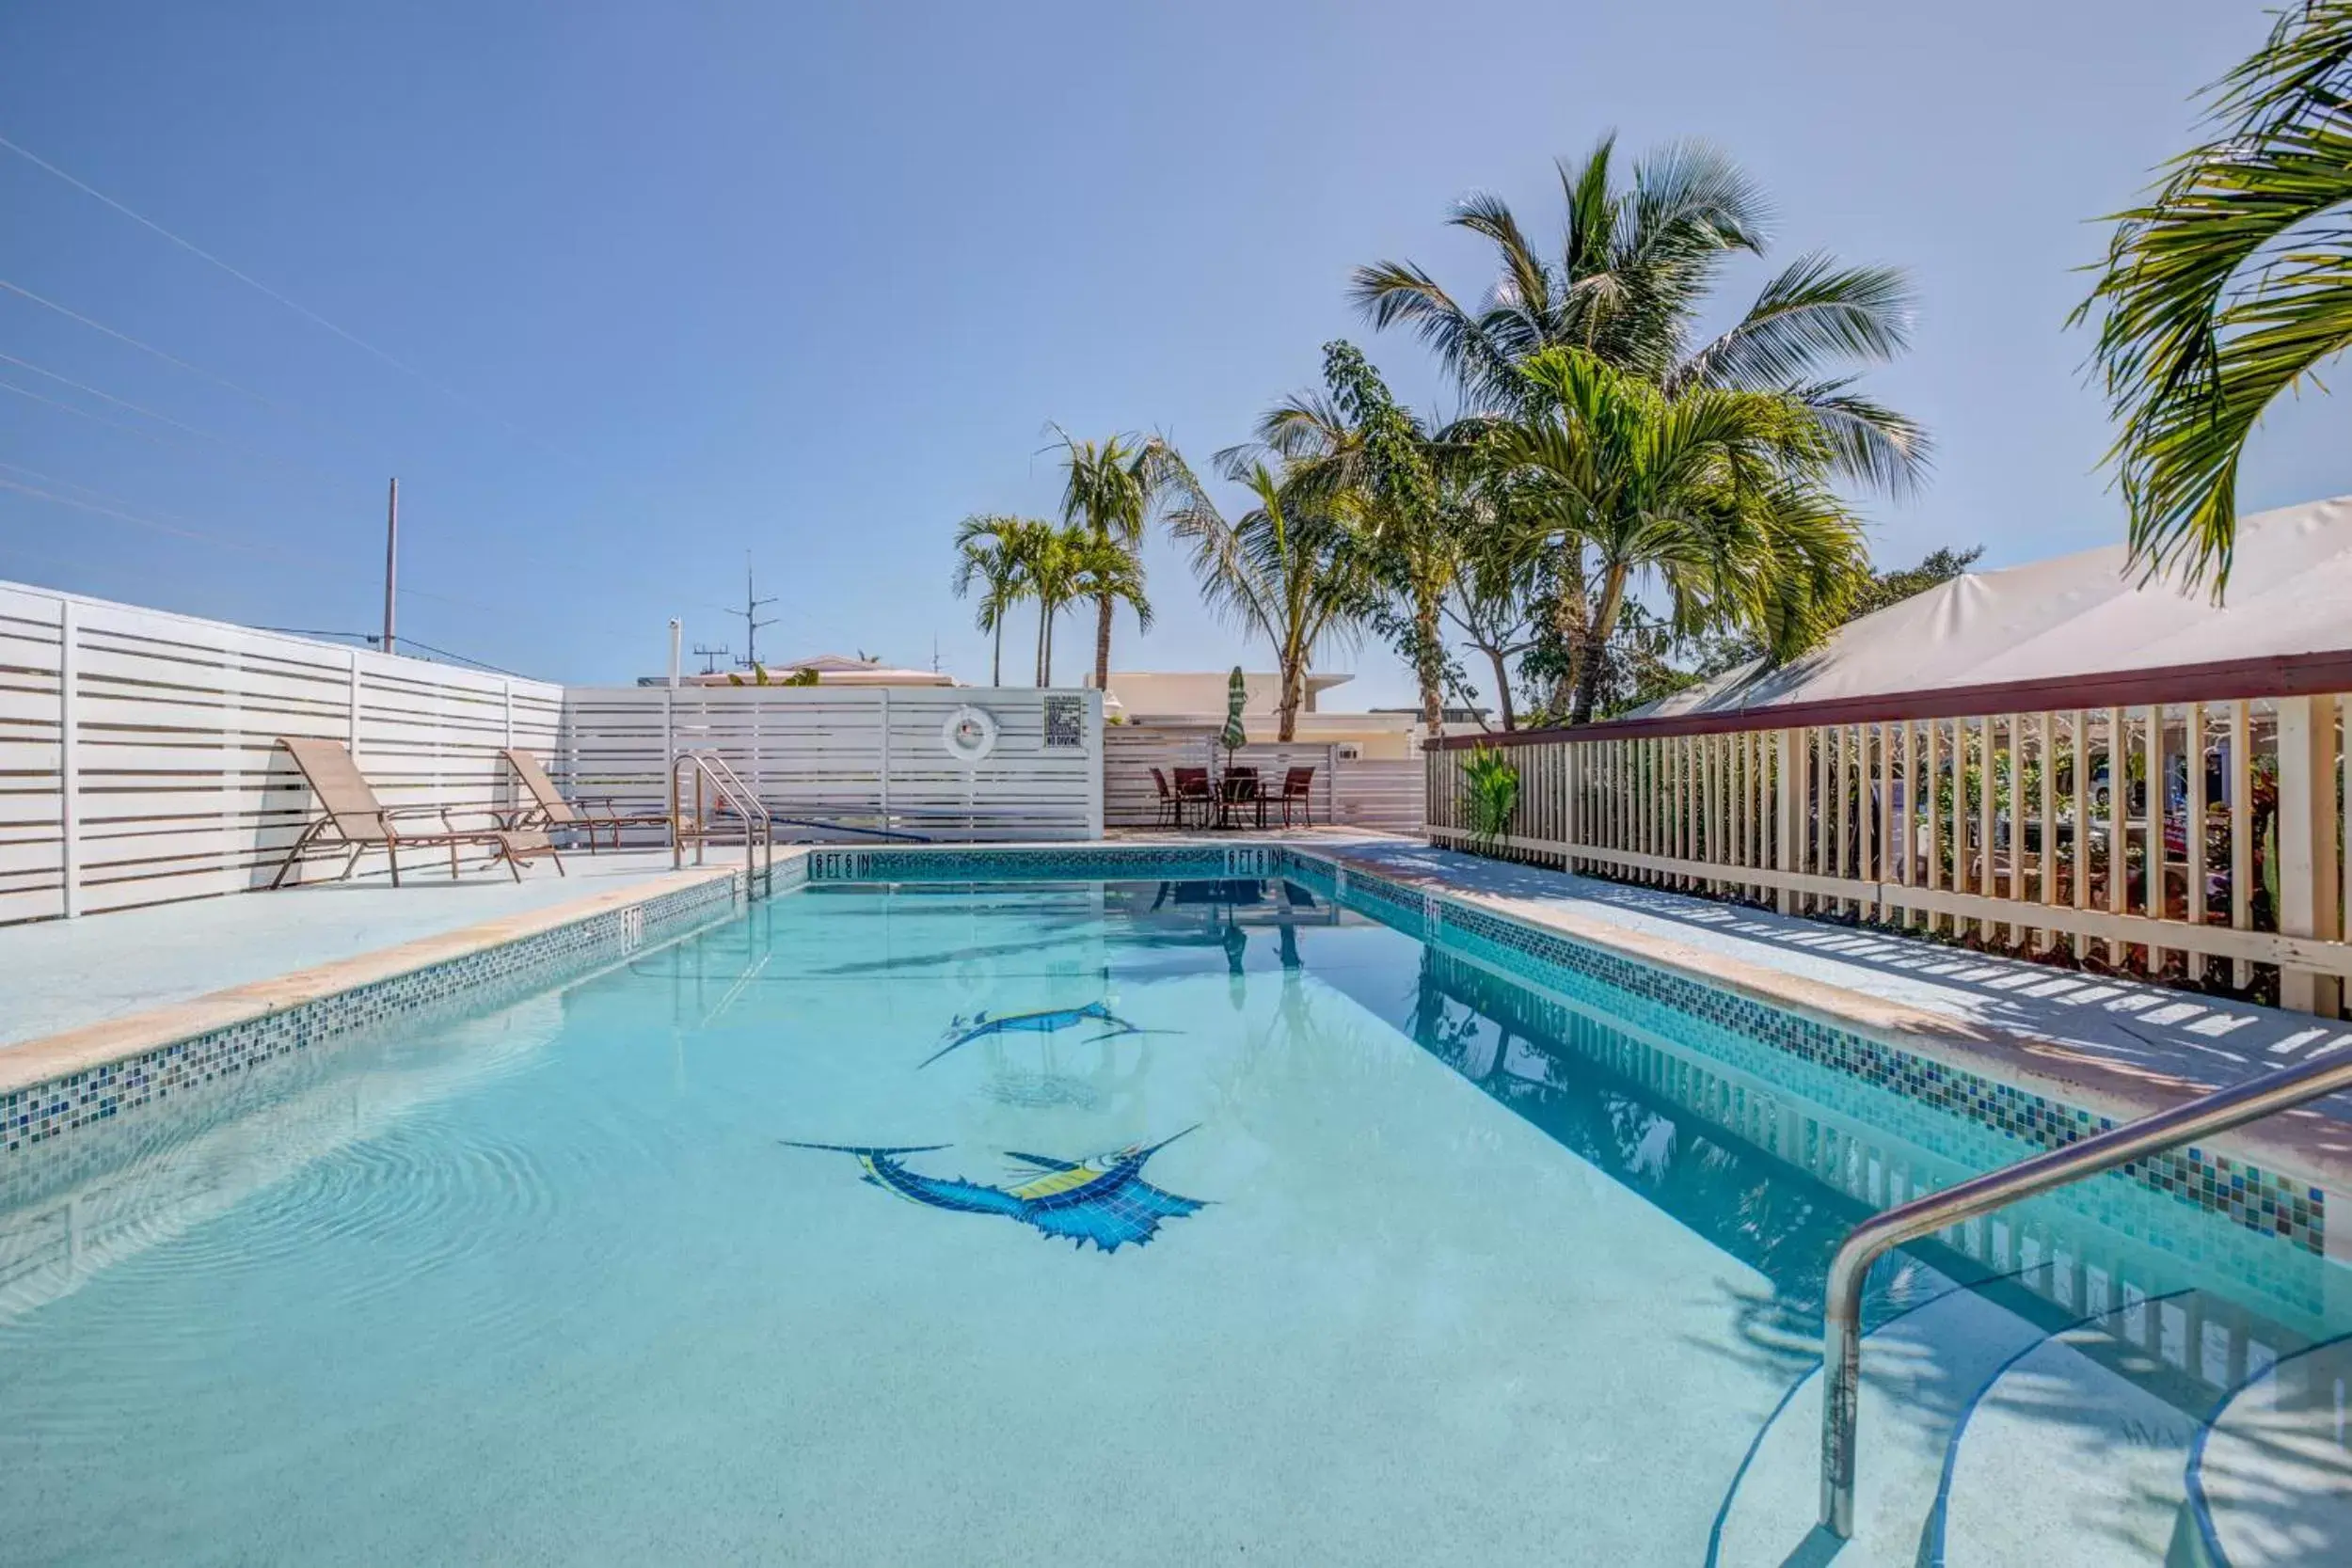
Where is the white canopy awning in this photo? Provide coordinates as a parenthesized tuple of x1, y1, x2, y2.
(1628, 495, 2352, 725)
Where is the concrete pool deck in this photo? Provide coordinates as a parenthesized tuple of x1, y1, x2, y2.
(0, 850, 733, 1064)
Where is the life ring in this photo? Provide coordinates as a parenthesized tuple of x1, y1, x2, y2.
(943, 705, 998, 764)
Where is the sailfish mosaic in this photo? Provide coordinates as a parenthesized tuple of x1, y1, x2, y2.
(919, 1002, 1154, 1069)
(781, 1131, 1207, 1253)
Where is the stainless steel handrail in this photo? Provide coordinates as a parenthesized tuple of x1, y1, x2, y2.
(669, 750, 773, 895)
(1820, 1048, 2352, 1538)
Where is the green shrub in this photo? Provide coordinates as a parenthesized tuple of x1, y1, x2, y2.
(1462, 746, 1521, 853)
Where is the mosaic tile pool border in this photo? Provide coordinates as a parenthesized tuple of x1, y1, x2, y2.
(807, 842, 2329, 1257)
(1283, 855, 2329, 1259)
(0, 871, 742, 1168)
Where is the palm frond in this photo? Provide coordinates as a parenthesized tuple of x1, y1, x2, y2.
(1673, 253, 1915, 390)
(1782, 379, 1934, 498)
(2075, 1, 2352, 591)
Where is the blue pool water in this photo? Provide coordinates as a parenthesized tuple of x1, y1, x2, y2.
(0, 870, 2343, 1564)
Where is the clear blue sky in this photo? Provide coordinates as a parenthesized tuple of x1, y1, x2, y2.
(1, 2, 2340, 705)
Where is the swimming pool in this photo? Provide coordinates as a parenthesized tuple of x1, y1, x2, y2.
(0, 851, 2344, 1564)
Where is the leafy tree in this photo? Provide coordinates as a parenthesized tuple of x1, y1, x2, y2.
(949, 513, 1041, 687)
(1263, 341, 1459, 734)
(2075, 1, 2352, 592)
(1604, 543, 1982, 714)
(1167, 457, 1376, 740)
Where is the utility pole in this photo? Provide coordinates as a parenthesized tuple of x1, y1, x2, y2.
(726, 554, 778, 670)
(668, 618, 682, 689)
(380, 477, 399, 656)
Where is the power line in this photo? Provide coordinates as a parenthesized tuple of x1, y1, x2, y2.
(0, 131, 573, 463)
(0, 346, 244, 446)
(0, 471, 305, 562)
(0, 464, 500, 613)
(0, 357, 389, 502)
(0, 275, 286, 412)
(250, 625, 529, 678)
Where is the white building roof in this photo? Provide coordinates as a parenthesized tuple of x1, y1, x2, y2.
(1627, 495, 2352, 725)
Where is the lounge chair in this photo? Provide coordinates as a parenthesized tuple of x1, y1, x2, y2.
(501, 748, 669, 851)
(270, 737, 562, 888)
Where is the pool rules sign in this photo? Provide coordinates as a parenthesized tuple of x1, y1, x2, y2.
(1041, 694, 1085, 752)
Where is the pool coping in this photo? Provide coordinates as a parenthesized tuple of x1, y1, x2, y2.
(0, 861, 755, 1101)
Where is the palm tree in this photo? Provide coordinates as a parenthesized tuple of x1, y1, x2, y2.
(949, 513, 1040, 686)
(1021, 521, 1150, 688)
(2076, 2, 2352, 593)
(1350, 134, 1929, 495)
(1049, 428, 1201, 691)
(1167, 458, 1375, 741)
(1486, 346, 1869, 723)
(1061, 530, 1152, 688)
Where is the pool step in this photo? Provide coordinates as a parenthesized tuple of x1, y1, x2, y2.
(1711, 1280, 2047, 1567)
(1935, 1311, 2205, 1567)
(2191, 1331, 2352, 1565)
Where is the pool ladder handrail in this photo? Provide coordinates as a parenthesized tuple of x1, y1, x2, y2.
(1820, 1045, 2352, 1539)
(670, 750, 774, 896)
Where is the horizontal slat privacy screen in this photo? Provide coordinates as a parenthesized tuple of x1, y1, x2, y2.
(1102, 725, 1422, 832)
(557, 685, 1103, 844)
(0, 580, 561, 924)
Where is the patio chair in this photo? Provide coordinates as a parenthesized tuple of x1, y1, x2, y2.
(1274, 766, 1315, 827)
(270, 737, 562, 889)
(501, 748, 669, 851)
(1171, 767, 1215, 829)
(1148, 767, 1181, 829)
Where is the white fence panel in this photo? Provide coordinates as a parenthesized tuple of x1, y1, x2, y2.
(0, 579, 564, 924)
(1332, 758, 1423, 832)
(557, 686, 1103, 843)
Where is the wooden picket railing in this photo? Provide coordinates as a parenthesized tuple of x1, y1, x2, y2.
(1426, 694, 2351, 1016)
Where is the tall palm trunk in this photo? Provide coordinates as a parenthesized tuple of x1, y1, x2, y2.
(1550, 543, 1589, 721)
(1414, 587, 1444, 736)
(1093, 593, 1115, 692)
(1569, 562, 1629, 725)
(1036, 605, 1050, 687)
(990, 614, 1003, 688)
(1277, 655, 1305, 743)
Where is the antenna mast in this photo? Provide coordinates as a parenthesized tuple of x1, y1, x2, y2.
(727, 554, 779, 670)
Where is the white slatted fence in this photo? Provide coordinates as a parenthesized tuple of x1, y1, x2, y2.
(0, 580, 562, 923)
(558, 686, 1102, 843)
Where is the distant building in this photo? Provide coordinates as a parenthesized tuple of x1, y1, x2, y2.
(1099, 670, 1425, 757)
(640, 653, 959, 688)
